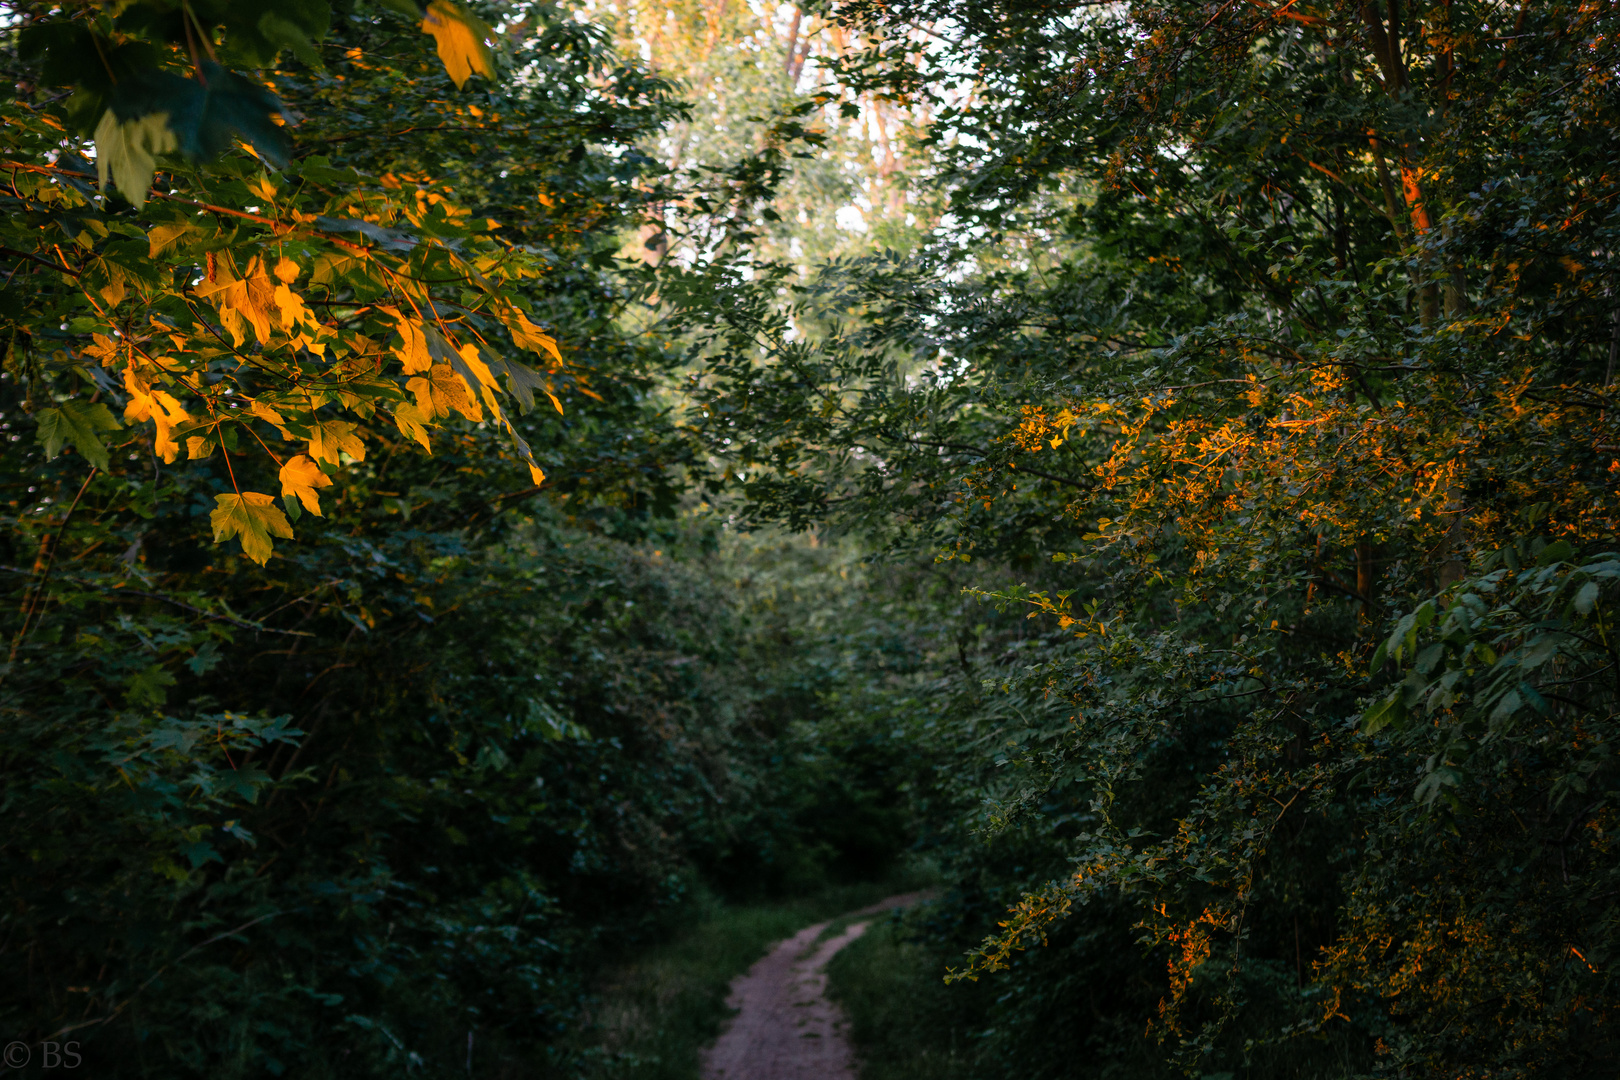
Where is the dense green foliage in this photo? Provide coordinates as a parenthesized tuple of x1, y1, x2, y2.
(690, 1, 1620, 1077)
(0, 2, 905, 1076)
(6, 0, 1620, 1077)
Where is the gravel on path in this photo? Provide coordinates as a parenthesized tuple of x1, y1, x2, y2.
(700, 891, 933, 1080)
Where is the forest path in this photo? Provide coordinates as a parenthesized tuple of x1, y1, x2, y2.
(698, 891, 933, 1080)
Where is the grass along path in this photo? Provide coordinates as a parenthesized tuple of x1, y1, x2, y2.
(824, 916, 975, 1080)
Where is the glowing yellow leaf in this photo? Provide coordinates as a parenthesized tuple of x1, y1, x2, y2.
(408, 364, 482, 422)
(85, 333, 121, 365)
(122, 367, 190, 464)
(94, 110, 178, 208)
(421, 0, 494, 90)
(194, 254, 278, 346)
(279, 454, 333, 516)
(393, 400, 433, 452)
(273, 257, 300, 284)
(250, 400, 294, 438)
(381, 307, 433, 374)
(457, 342, 499, 389)
(273, 282, 315, 332)
(502, 305, 562, 365)
(210, 492, 294, 565)
(529, 464, 545, 485)
(308, 420, 366, 467)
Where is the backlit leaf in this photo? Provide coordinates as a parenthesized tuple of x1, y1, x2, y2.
(94, 109, 178, 208)
(122, 368, 190, 464)
(421, 1, 495, 90)
(392, 400, 433, 451)
(408, 364, 482, 422)
(195, 254, 279, 346)
(35, 399, 122, 471)
(210, 492, 294, 565)
(279, 454, 333, 516)
(502, 304, 563, 365)
(308, 420, 366, 466)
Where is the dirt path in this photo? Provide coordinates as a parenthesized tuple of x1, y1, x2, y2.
(700, 891, 933, 1080)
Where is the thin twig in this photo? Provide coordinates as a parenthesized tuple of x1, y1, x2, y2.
(48, 912, 281, 1039)
(0, 566, 314, 637)
(7, 469, 96, 666)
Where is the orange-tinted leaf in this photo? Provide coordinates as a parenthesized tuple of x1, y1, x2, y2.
(123, 368, 190, 464)
(408, 363, 482, 422)
(381, 306, 433, 374)
(393, 400, 433, 451)
(501, 304, 562, 365)
(421, 0, 494, 90)
(279, 454, 333, 516)
(195, 254, 278, 346)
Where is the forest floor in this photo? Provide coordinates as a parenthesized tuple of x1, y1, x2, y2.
(699, 892, 934, 1080)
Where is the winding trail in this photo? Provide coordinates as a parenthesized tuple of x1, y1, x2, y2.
(700, 891, 933, 1080)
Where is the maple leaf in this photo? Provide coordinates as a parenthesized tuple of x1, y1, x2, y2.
(279, 454, 333, 516)
(501, 304, 563, 365)
(451, 343, 508, 419)
(483, 356, 549, 415)
(35, 399, 123, 471)
(381, 307, 433, 374)
(210, 492, 293, 565)
(83, 333, 121, 366)
(273, 282, 315, 332)
(455, 342, 499, 391)
(308, 420, 367, 466)
(408, 364, 483, 422)
(195, 254, 278, 346)
(250, 400, 294, 438)
(500, 419, 546, 486)
(121, 368, 190, 463)
(94, 110, 178, 209)
(147, 221, 192, 258)
(421, 1, 495, 90)
(393, 400, 434, 452)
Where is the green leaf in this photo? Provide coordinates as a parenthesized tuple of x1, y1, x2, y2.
(1385, 611, 1416, 665)
(1415, 765, 1462, 807)
(168, 63, 292, 166)
(1573, 580, 1600, 615)
(148, 221, 193, 259)
(34, 399, 122, 470)
(1535, 539, 1574, 566)
(210, 492, 294, 565)
(1488, 690, 1523, 725)
(1415, 642, 1445, 674)
(1361, 691, 1405, 736)
(94, 108, 178, 207)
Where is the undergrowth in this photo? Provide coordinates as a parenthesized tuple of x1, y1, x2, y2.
(824, 916, 975, 1080)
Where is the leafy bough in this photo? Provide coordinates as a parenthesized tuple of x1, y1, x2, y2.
(1363, 541, 1620, 813)
(5, 1, 579, 564)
